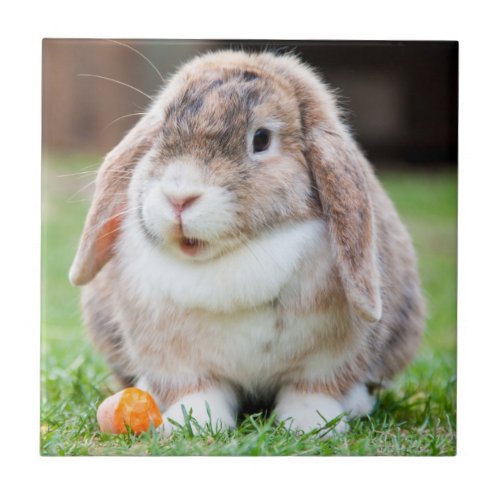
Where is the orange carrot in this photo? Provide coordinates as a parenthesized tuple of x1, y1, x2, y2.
(96, 387, 163, 434)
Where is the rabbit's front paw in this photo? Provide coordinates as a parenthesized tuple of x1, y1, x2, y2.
(160, 385, 238, 436)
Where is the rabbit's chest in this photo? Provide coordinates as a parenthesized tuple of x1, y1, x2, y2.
(138, 304, 332, 389)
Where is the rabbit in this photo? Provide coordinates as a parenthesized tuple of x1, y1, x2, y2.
(70, 50, 425, 436)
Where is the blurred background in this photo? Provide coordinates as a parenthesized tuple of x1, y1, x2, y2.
(41, 40, 457, 455)
(42, 39, 458, 168)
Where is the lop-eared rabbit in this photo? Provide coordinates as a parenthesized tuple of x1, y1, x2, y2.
(70, 50, 425, 435)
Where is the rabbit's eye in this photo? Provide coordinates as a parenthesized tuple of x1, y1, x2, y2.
(253, 128, 271, 153)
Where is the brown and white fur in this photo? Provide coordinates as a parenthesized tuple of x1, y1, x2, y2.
(70, 50, 425, 435)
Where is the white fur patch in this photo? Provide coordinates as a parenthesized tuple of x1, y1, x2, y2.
(118, 217, 326, 312)
(275, 386, 348, 435)
(341, 383, 376, 419)
(160, 385, 238, 436)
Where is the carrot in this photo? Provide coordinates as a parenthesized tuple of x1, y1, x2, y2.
(96, 387, 163, 434)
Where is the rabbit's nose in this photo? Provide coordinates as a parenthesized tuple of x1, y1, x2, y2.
(165, 193, 201, 215)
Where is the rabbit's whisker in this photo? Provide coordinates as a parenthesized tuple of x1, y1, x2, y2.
(56, 168, 99, 179)
(85, 206, 138, 237)
(67, 179, 97, 201)
(105, 112, 148, 129)
(77, 74, 153, 101)
(108, 39, 165, 84)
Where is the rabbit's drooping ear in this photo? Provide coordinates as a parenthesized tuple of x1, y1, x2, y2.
(305, 126, 382, 323)
(270, 55, 382, 321)
(69, 114, 161, 286)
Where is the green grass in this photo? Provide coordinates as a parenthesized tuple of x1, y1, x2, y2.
(41, 156, 457, 456)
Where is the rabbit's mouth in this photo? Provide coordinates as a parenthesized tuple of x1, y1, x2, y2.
(179, 237, 208, 256)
